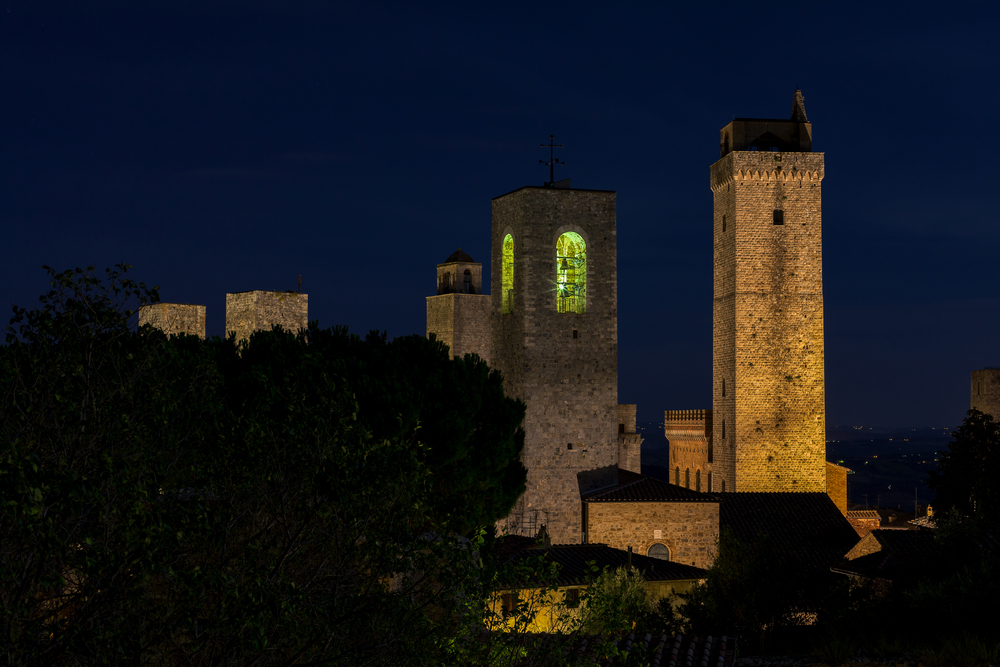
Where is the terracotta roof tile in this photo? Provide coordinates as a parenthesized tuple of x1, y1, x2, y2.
(584, 469, 719, 503)
(719, 492, 859, 576)
(500, 543, 707, 587)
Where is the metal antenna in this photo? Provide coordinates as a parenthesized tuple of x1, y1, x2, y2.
(539, 134, 564, 186)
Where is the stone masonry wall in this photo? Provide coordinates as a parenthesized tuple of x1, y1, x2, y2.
(665, 410, 713, 491)
(617, 404, 642, 474)
(971, 368, 1000, 419)
(826, 462, 848, 515)
(138, 303, 206, 338)
(585, 501, 719, 569)
(492, 186, 619, 545)
(426, 293, 491, 364)
(225, 291, 308, 344)
(711, 151, 826, 493)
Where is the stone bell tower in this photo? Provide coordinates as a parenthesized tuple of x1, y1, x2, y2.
(712, 89, 826, 493)
(426, 248, 491, 363)
(491, 183, 619, 544)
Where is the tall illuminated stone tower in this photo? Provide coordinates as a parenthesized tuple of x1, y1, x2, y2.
(491, 183, 618, 544)
(712, 89, 826, 493)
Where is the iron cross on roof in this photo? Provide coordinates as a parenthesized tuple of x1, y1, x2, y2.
(539, 134, 564, 186)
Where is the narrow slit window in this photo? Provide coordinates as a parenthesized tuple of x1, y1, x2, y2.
(463, 269, 471, 294)
(722, 214, 727, 233)
(685, 468, 691, 489)
(773, 210, 784, 225)
(502, 234, 514, 314)
(722, 378, 726, 397)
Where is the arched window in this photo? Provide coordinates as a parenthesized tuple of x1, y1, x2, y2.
(696, 469, 701, 492)
(502, 234, 514, 314)
(685, 468, 690, 489)
(675, 466, 680, 486)
(556, 232, 586, 313)
(648, 543, 670, 560)
(443, 272, 452, 292)
(463, 269, 471, 294)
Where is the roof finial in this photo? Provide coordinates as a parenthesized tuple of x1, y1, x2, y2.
(791, 88, 808, 122)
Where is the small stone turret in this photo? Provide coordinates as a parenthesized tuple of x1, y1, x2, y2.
(665, 410, 713, 491)
(426, 249, 491, 363)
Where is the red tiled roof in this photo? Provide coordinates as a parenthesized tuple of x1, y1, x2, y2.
(501, 543, 708, 587)
(584, 469, 719, 503)
(493, 632, 738, 667)
(719, 492, 859, 576)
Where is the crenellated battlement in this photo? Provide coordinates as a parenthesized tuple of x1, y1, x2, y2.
(665, 409, 712, 424)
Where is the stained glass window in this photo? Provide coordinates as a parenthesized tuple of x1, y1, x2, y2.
(556, 232, 586, 313)
(502, 234, 514, 314)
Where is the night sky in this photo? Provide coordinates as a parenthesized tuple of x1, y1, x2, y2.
(2, 2, 998, 429)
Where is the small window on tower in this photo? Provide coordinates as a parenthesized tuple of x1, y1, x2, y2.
(685, 468, 691, 489)
(619, 423, 625, 434)
(567, 443, 573, 450)
(773, 210, 784, 225)
(722, 378, 726, 397)
(463, 269, 471, 294)
(502, 234, 514, 314)
(556, 232, 587, 314)
(722, 419, 726, 440)
(722, 214, 726, 233)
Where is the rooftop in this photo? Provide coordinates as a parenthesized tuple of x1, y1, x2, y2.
(583, 469, 718, 503)
(499, 541, 708, 587)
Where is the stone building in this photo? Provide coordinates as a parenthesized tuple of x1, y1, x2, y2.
(617, 404, 643, 475)
(137, 303, 206, 338)
(666, 89, 829, 497)
(426, 248, 491, 364)
(490, 184, 620, 545)
(664, 410, 713, 492)
(970, 367, 1000, 419)
(583, 469, 719, 568)
(225, 290, 308, 344)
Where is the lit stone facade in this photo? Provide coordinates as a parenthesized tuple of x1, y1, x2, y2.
(665, 410, 714, 491)
(712, 94, 826, 493)
(617, 404, 643, 474)
(426, 250, 491, 363)
(970, 368, 1000, 419)
(138, 303, 206, 338)
(492, 186, 618, 544)
(225, 291, 308, 344)
(825, 462, 849, 515)
(585, 501, 719, 569)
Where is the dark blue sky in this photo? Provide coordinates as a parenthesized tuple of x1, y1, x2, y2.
(2, 1, 998, 428)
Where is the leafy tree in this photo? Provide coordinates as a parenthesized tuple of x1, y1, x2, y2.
(679, 528, 797, 652)
(928, 408, 1000, 533)
(0, 265, 527, 666)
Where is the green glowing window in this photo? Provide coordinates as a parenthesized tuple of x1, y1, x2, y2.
(502, 234, 514, 314)
(556, 232, 586, 313)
